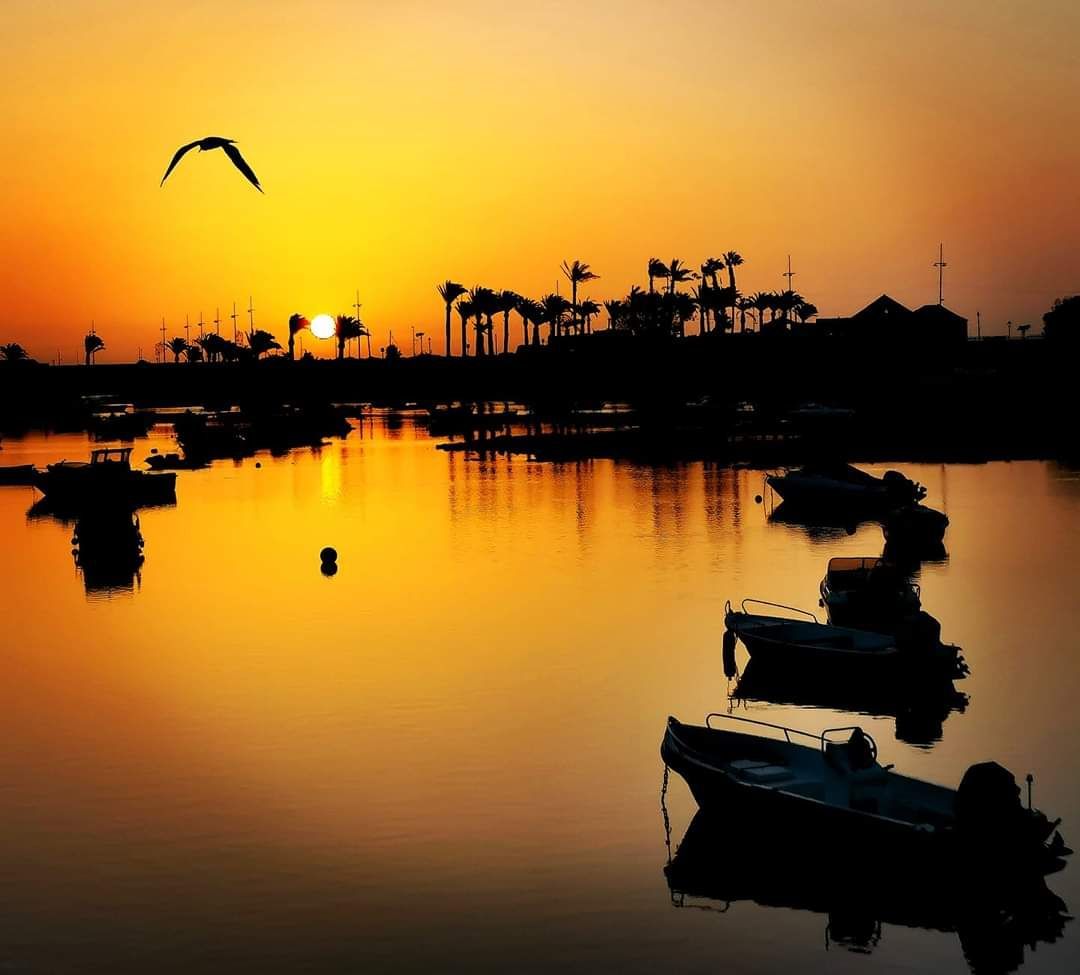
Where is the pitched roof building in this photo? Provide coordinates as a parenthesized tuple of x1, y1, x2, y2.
(813, 295, 967, 345)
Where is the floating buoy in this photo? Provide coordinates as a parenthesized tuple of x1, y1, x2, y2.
(754, 494, 762, 504)
(255, 461, 261, 468)
(320, 546, 337, 563)
(722, 628, 738, 679)
(320, 561, 338, 577)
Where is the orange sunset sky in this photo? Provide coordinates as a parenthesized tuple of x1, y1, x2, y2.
(2, 0, 1077, 362)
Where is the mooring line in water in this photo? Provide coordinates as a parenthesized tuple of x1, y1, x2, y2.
(660, 764, 672, 867)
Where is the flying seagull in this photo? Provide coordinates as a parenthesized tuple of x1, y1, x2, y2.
(160, 136, 263, 192)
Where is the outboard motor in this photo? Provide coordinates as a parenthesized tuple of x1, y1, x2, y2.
(955, 763, 1068, 871)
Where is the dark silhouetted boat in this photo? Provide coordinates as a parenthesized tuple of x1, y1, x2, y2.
(819, 556, 921, 630)
(883, 503, 950, 549)
(32, 447, 176, 508)
(0, 463, 35, 485)
(661, 714, 1070, 876)
(724, 599, 967, 680)
(766, 463, 926, 511)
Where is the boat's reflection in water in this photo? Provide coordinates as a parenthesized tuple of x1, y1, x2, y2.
(28, 499, 160, 596)
(730, 661, 968, 747)
(664, 808, 1071, 972)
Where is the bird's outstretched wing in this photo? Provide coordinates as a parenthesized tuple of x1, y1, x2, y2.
(160, 140, 200, 186)
(222, 142, 263, 193)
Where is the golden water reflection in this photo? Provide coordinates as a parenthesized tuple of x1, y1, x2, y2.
(0, 427, 1077, 972)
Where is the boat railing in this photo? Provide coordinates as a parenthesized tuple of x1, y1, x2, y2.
(705, 713, 874, 756)
(705, 712, 826, 745)
(738, 598, 819, 623)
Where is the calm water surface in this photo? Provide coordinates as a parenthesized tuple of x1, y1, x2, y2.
(1, 421, 1078, 973)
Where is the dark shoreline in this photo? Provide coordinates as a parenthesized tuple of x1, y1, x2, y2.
(3, 333, 1076, 464)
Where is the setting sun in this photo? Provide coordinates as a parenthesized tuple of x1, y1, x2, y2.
(310, 314, 334, 340)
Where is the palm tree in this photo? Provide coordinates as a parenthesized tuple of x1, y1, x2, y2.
(0, 343, 29, 362)
(673, 293, 698, 337)
(333, 316, 361, 360)
(579, 299, 601, 334)
(539, 293, 571, 345)
(648, 257, 668, 293)
(692, 284, 712, 334)
(560, 260, 599, 332)
(469, 287, 497, 356)
(722, 251, 743, 292)
(750, 292, 771, 333)
(437, 280, 467, 357)
(497, 290, 520, 353)
(735, 296, 754, 333)
(83, 332, 104, 366)
(604, 299, 624, 331)
(184, 344, 203, 363)
(247, 329, 282, 358)
(515, 296, 539, 348)
(666, 258, 696, 294)
(456, 298, 473, 357)
(287, 313, 309, 361)
(166, 336, 188, 362)
(795, 301, 818, 325)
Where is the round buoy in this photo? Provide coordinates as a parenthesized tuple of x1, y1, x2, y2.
(754, 494, 762, 504)
(320, 560, 338, 577)
(320, 546, 337, 563)
(150, 447, 159, 454)
(255, 461, 261, 469)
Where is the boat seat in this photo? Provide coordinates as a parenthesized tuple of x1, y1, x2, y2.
(729, 760, 791, 784)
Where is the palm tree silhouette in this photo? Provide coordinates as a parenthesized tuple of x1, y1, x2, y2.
(84, 333, 105, 366)
(735, 296, 754, 332)
(497, 290, 520, 354)
(647, 257, 668, 293)
(333, 316, 362, 360)
(560, 260, 598, 332)
(515, 296, 540, 347)
(455, 297, 474, 357)
(247, 329, 282, 358)
(579, 299, 601, 334)
(750, 292, 771, 333)
(0, 343, 29, 362)
(794, 300, 818, 325)
(437, 280, 467, 357)
(165, 336, 188, 362)
(722, 251, 743, 291)
(469, 287, 497, 356)
(539, 293, 571, 345)
(666, 259, 696, 295)
(604, 299, 624, 331)
(184, 344, 203, 363)
(287, 314, 309, 361)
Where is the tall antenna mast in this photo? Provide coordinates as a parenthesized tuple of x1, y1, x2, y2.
(230, 301, 238, 342)
(198, 312, 205, 338)
(782, 255, 795, 291)
(185, 314, 191, 345)
(160, 317, 167, 362)
(934, 243, 947, 306)
(247, 295, 254, 332)
(214, 307, 221, 335)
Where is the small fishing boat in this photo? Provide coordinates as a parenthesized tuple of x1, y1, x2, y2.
(882, 503, 949, 548)
(0, 463, 36, 485)
(33, 446, 176, 508)
(765, 463, 926, 511)
(661, 714, 1070, 875)
(724, 599, 966, 679)
(819, 556, 921, 630)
